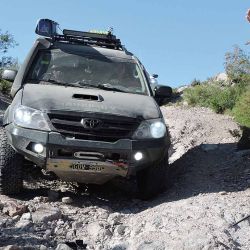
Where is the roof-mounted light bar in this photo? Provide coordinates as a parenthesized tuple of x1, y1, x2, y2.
(63, 29, 116, 40)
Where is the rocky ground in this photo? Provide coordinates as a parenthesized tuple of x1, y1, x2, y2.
(0, 100, 249, 250)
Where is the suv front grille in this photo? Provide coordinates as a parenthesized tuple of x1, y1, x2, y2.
(48, 112, 140, 142)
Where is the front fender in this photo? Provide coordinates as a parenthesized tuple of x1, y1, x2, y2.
(3, 89, 23, 126)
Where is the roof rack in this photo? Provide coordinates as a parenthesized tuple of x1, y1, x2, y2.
(35, 19, 123, 50)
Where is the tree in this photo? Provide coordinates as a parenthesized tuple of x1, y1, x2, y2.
(224, 45, 250, 83)
(0, 29, 18, 69)
(191, 78, 201, 86)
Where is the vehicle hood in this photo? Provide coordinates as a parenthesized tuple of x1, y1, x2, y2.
(21, 84, 161, 119)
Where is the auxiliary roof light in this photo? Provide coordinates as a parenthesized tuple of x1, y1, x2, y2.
(35, 18, 59, 38)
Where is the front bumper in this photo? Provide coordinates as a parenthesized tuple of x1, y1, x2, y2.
(5, 124, 170, 183)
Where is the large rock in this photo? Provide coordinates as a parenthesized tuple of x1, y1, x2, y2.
(107, 213, 123, 225)
(3, 202, 28, 217)
(72, 221, 83, 230)
(15, 220, 33, 230)
(215, 72, 228, 82)
(61, 197, 73, 204)
(114, 225, 126, 236)
(55, 244, 73, 250)
(87, 222, 103, 239)
(20, 212, 32, 221)
(32, 205, 61, 223)
(176, 85, 189, 95)
(137, 241, 166, 250)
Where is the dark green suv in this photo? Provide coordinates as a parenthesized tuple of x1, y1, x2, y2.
(0, 19, 172, 199)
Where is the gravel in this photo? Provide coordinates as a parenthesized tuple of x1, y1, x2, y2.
(0, 101, 249, 249)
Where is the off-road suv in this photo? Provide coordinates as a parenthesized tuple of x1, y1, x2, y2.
(0, 19, 172, 199)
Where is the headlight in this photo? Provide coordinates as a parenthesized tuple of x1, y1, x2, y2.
(133, 119, 166, 139)
(13, 105, 51, 131)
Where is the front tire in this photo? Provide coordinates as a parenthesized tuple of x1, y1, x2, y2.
(0, 129, 24, 195)
(136, 153, 169, 200)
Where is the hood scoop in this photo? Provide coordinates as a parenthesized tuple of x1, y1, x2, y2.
(72, 93, 104, 102)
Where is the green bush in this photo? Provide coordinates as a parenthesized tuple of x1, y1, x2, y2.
(0, 79, 12, 94)
(232, 90, 250, 127)
(184, 84, 215, 107)
(209, 84, 245, 113)
(183, 83, 246, 113)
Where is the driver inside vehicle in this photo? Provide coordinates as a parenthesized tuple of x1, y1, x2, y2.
(109, 62, 142, 90)
(29, 50, 146, 94)
(47, 64, 92, 83)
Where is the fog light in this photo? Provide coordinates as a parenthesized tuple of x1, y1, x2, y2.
(134, 152, 143, 161)
(33, 143, 44, 154)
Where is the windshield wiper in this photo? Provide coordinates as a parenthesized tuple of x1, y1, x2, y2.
(74, 81, 101, 89)
(44, 79, 84, 88)
(28, 79, 83, 88)
(73, 81, 126, 92)
(97, 83, 126, 93)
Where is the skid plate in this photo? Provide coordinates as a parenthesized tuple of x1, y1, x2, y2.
(46, 159, 128, 184)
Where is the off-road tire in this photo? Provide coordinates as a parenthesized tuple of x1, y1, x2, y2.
(136, 153, 169, 200)
(0, 129, 24, 194)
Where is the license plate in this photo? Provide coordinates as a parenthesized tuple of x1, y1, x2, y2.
(70, 162, 104, 172)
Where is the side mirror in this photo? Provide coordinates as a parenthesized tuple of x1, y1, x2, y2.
(152, 74, 158, 79)
(154, 85, 172, 106)
(1, 69, 17, 82)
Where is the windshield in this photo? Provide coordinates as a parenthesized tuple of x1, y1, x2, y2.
(27, 49, 149, 95)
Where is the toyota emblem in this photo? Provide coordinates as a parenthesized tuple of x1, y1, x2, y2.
(81, 118, 102, 129)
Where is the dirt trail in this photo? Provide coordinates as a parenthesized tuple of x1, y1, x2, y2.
(0, 104, 249, 250)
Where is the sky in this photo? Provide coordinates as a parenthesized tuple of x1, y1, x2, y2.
(1, 0, 250, 87)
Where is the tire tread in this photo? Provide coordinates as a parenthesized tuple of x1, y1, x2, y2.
(0, 128, 23, 194)
(137, 154, 169, 200)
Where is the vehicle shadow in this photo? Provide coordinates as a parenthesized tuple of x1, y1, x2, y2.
(156, 142, 250, 204)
